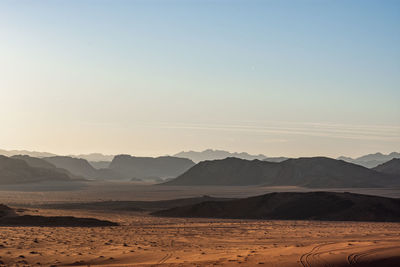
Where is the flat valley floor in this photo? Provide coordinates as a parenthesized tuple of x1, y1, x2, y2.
(1, 183, 400, 266)
(1, 208, 400, 267)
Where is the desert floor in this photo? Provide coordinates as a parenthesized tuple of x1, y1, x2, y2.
(1, 182, 400, 204)
(0, 208, 400, 267)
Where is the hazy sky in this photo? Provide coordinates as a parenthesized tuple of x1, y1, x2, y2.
(1, 0, 399, 158)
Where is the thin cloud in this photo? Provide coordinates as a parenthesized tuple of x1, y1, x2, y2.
(150, 121, 400, 142)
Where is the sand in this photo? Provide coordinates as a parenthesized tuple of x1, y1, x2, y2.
(0, 208, 399, 266)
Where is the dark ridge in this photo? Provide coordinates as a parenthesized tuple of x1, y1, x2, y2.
(163, 157, 400, 188)
(152, 192, 400, 222)
(373, 158, 400, 176)
(35, 196, 233, 212)
(0, 204, 15, 217)
(0, 215, 118, 227)
(0, 204, 117, 227)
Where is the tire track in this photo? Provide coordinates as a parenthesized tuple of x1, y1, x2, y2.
(300, 243, 334, 267)
(158, 253, 172, 264)
(347, 245, 400, 265)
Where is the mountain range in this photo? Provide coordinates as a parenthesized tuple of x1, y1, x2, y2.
(0, 149, 114, 162)
(337, 152, 400, 168)
(0, 149, 56, 158)
(163, 157, 400, 188)
(1, 154, 196, 183)
(2, 148, 399, 168)
(174, 149, 268, 163)
(2, 148, 400, 186)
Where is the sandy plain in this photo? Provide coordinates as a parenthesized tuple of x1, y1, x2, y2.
(1, 182, 400, 266)
(1, 181, 400, 204)
(0, 208, 400, 267)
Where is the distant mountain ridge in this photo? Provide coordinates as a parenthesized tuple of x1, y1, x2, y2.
(2, 148, 399, 183)
(153, 192, 400, 222)
(174, 149, 268, 163)
(338, 152, 400, 168)
(373, 158, 400, 176)
(263, 157, 289, 162)
(70, 153, 114, 162)
(2, 148, 398, 168)
(0, 149, 114, 162)
(109, 155, 195, 180)
(0, 149, 56, 158)
(4, 154, 197, 182)
(164, 157, 399, 188)
(43, 156, 99, 179)
(11, 155, 83, 180)
(0, 155, 72, 184)
(12, 155, 56, 169)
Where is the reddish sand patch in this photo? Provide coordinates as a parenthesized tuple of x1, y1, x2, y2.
(0, 208, 399, 266)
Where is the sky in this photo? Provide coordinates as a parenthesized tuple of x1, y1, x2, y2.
(0, 0, 399, 158)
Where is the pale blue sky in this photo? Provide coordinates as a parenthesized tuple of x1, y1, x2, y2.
(0, 0, 399, 157)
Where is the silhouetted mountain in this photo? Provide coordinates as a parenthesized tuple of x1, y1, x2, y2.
(11, 155, 84, 180)
(373, 159, 400, 176)
(43, 156, 98, 179)
(109, 155, 195, 180)
(337, 156, 354, 162)
(70, 153, 114, 162)
(338, 152, 400, 168)
(0, 155, 72, 184)
(11, 155, 56, 169)
(35, 155, 194, 181)
(164, 157, 399, 188)
(263, 157, 289, 162)
(153, 192, 400, 222)
(0, 148, 56, 158)
(174, 149, 267, 163)
(89, 161, 111, 169)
